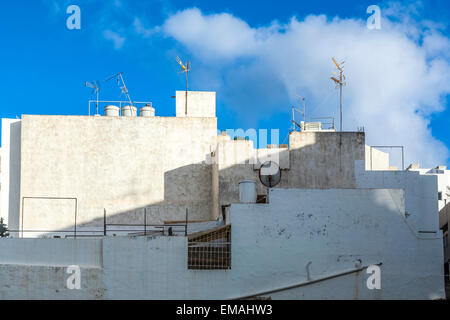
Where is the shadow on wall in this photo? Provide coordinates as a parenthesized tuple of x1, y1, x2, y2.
(7, 121, 21, 233)
(78, 163, 213, 227)
(18, 132, 365, 237)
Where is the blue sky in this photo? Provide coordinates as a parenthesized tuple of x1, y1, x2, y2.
(1, 0, 450, 167)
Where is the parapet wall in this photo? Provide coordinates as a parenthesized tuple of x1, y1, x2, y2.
(288, 131, 365, 188)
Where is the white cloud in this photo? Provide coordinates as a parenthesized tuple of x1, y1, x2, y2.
(103, 30, 126, 49)
(162, 8, 260, 61)
(134, 18, 159, 38)
(146, 4, 450, 167)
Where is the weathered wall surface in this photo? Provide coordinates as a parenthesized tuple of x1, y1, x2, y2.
(8, 108, 368, 233)
(0, 188, 444, 299)
(0, 265, 105, 300)
(216, 138, 260, 207)
(0, 238, 104, 299)
(19, 115, 217, 231)
(288, 131, 365, 189)
(231, 188, 444, 300)
(216, 131, 365, 207)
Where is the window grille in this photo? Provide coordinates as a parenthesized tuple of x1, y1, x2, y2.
(188, 225, 231, 270)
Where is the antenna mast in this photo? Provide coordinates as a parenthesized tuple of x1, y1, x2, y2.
(330, 57, 346, 132)
(176, 56, 191, 115)
(106, 72, 133, 106)
(292, 95, 307, 131)
(84, 80, 101, 115)
(294, 95, 306, 122)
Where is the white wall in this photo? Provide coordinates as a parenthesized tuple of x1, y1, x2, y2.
(0, 238, 102, 268)
(0, 188, 444, 299)
(355, 160, 440, 232)
(18, 115, 217, 233)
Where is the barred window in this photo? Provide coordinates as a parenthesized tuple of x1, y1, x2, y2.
(188, 225, 231, 270)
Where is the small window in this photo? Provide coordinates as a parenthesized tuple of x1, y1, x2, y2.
(188, 225, 231, 270)
(256, 195, 268, 203)
(438, 192, 443, 200)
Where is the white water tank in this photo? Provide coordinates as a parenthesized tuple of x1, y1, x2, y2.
(239, 180, 257, 203)
(104, 105, 119, 116)
(140, 105, 155, 117)
(122, 105, 137, 117)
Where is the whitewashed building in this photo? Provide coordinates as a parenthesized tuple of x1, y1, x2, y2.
(0, 91, 447, 299)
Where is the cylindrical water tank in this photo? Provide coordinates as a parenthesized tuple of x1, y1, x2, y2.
(122, 105, 137, 117)
(140, 105, 155, 117)
(104, 105, 119, 116)
(239, 180, 257, 203)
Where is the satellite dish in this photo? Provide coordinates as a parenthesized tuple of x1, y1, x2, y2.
(258, 161, 281, 188)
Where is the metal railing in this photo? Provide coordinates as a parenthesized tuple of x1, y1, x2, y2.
(103, 208, 189, 237)
(369, 145, 405, 171)
(12, 205, 189, 238)
(309, 117, 335, 130)
(88, 100, 153, 116)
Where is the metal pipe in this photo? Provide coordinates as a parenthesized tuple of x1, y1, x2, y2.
(185, 208, 188, 236)
(88, 100, 152, 116)
(74, 198, 77, 239)
(103, 208, 106, 236)
(229, 262, 382, 300)
(185, 70, 189, 115)
(340, 75, 343, 132)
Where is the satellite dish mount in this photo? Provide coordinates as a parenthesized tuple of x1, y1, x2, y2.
(258, 161, 281, 188)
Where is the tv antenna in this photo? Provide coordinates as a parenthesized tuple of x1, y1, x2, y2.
(330, 57, 346, 132)
(176, 56, 191, 115)
(106, 72, 134, 107)
(84, 80, 101, 115)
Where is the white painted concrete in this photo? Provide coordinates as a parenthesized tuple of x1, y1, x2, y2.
(18, 115, 218, 232)
(355, 160, 440, 233)
(0, 188, 444, 299)
(0, 238, 102, 268)
(254, 147, 289, 170)
(288, 131, 365, 188)
(231, 188, 444, 299)
(3, 104, 373, 237)
(216, 131, 366, 208)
